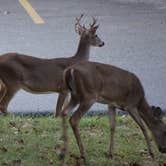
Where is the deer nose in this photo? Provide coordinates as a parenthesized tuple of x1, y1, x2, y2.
(159, 147, 166, 153)
(99, 42, 104, 47)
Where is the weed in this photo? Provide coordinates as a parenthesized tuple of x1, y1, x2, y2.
(0, 114, 165, 166)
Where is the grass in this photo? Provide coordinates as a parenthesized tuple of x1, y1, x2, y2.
(0, 114, 166, 166)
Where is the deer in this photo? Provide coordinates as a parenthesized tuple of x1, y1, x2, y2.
(0, 15, 104, 115)
(61, 60, 166, 162)
(151, 106, 164, 120)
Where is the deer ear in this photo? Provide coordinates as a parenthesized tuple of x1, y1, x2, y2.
(94, 24, 99, 30)
(75, 25, 80, 34)
(78, 29, 83, 36)
(90, 24, 99, 34)
(75, 25, 84, 35)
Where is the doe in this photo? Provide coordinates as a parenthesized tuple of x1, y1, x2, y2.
(62, 61, 166, 161)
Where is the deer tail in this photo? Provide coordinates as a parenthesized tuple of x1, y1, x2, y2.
(63, 67, 76, 92)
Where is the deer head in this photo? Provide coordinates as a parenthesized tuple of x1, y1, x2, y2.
(150, 118, 166, 153)
(151, 106, 164, 120)
(75, 14, 104, 47)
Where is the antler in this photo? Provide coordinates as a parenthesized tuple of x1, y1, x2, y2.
(75, 14, 84, 27)
(75, 15, 99, 34)
(89, 17, 97, 28)
(75, 14, 86, 34)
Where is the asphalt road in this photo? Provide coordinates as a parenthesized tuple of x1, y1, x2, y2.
(0, 0, 166, 112)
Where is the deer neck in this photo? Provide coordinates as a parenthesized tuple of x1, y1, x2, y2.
(139, 98, 166, 135)
(74, 37, 90, 61)
(139, 99, 157, 128)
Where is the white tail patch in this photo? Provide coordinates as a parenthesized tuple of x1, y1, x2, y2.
(71, 68, 75, 80)
(69, 68, 77, 94)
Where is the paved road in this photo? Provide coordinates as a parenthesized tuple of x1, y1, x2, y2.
(0, 0, 166, 112)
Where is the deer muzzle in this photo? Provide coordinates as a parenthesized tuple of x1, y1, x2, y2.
(99, 42, 105, 47)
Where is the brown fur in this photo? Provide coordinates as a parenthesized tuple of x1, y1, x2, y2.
(62, 61, 166, 161)
(0, 15, 104, 115)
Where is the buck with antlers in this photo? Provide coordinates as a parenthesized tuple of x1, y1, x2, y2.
(0, 15, 104, 114)
(61, 61, 166, 161)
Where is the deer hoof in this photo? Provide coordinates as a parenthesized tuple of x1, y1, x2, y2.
(107, 152, 114, 159)
(59, 149, 66, 160)
(149, 152, 155, 160)
(54, 113, 59, 118)
(80, 156, 89, 166)
(0, 106, 8, 116)
(0, 105, 7, 113)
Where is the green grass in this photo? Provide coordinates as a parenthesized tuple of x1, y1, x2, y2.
(0, 114, 166, 166)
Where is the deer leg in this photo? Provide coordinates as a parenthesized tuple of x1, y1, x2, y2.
(69, 100, 93, 161)
(60, 95, 78, 159)
(61, 94, 78, 116)
(54, 92, 68, 117)
(128, 107, 154, 158)
(0, 79, 7, 103)
(0, 85, 19, 114)
(108, 106, 116, 159)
